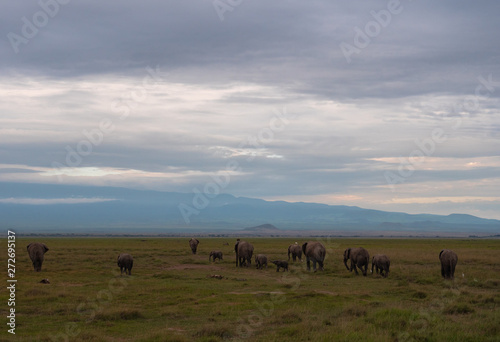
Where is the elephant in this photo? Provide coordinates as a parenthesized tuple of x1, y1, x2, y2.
(255, 254, 268, 269)
(235, 239, 254, 267)
(189, 238, 200, 255)
(209, 250, 223, 262)
(27, 242, 49, 272)
(288, 243, 302, 262)
(117, 253, 133, 275)
(439, 249, 458, 279)
(272, 260, 288, 272)
(302, 241, 326, 271)
(344, 247, 369, 276)
(371, 254, 390, 278)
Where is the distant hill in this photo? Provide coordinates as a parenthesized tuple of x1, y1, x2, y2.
(243, 224, 279, 231)
(1, 182, 499, 236)
(243, 224, 280, 233)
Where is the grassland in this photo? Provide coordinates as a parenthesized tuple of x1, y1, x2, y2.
(1, 237, 499, 341)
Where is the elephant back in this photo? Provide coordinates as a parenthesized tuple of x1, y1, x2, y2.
(302, 241, 325, 260)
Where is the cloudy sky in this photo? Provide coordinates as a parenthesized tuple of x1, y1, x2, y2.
(1, 1, 499, 219)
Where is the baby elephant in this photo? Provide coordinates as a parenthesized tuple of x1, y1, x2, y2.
(371, 254, 390, 278)
(209, 250, 223, 262)
(117, 253, 133, 275)
(272, 260, 288, 272)
(27, 242, 49, 272)
(255, 254, 268, 269)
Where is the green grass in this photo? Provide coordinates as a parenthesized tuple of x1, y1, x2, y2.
(1, 237, 499, 341)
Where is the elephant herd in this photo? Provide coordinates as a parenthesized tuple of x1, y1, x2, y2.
(25, 239, 459, 280)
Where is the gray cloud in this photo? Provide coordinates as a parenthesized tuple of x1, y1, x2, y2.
(1, 1, 499, 219)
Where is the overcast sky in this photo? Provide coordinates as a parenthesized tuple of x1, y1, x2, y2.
(1, 0, 499, 219)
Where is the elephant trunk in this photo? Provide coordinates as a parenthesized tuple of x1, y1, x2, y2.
(343, 249, 351, 270)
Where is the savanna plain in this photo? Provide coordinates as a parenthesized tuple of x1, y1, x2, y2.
(1, 237, 499, 342)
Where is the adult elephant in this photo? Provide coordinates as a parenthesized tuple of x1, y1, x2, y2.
(302, 241, 325, 271)
(439, 249, 458, 279)
(189, 238, 199, 255)
(27, 242, 49, 272)
(117, 253, 133, 275)
(288, 243, 302, 262)
(235, 239, 254, 267)
(344, 247, 369, 276)
(371, 254, 390, 278)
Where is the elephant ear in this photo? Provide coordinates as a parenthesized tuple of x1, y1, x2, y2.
(196, 239, 199, 244)
(439, 250, 444, 258)
(346, 248, 351, 259)
(42, 244, 49, 253)
(27, 243, 33, 251)
(302, 242, 307, 254)
(234, 241, 240, 252)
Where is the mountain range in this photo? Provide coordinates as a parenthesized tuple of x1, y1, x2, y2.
(1, 182, 499, 236)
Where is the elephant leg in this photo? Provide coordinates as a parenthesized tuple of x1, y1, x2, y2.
(353, 264, 359, 275)
(318, 260, 324, 271)
(312, 260, 317, 271)
(306, 258, 311, 271)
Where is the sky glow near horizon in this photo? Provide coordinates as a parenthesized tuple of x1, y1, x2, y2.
(1, 1, 499, 219)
